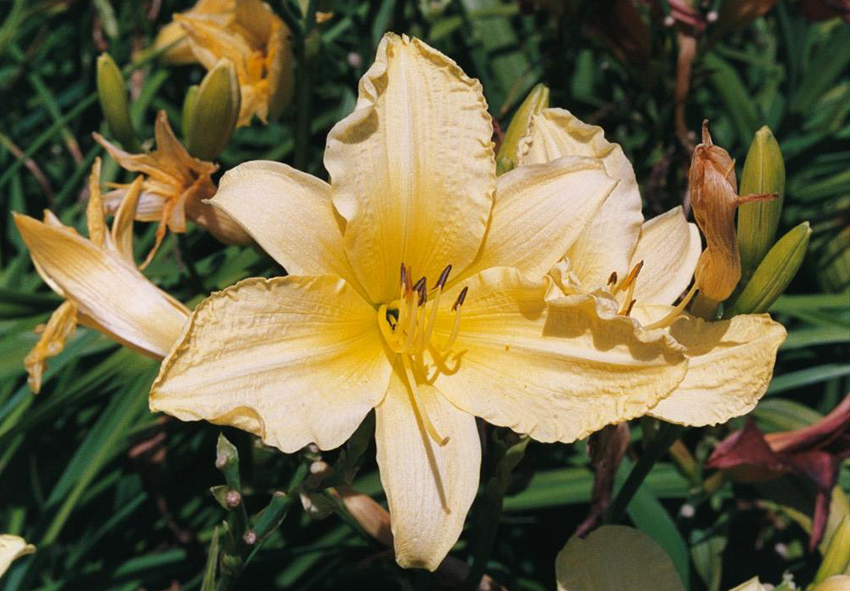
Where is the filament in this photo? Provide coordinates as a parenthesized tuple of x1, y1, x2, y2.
(402, 354, 449, 446)
(643, 283, 698, 330)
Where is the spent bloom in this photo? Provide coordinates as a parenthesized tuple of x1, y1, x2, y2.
(513, 108, 786, 427)
(94, 111, 251, 267)
(14, 158, 189, 393)
(157, 0, 294, 126)
(149, 33, 701, 570)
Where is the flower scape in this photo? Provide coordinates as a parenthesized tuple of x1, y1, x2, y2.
(2, 2, 847, 590)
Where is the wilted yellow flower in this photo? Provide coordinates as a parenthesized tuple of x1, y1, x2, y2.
(0, 535, 35, 578)
(94, 110, 250, 268)
(150, 34, 691, 570)
(516, 108, 786, 427)
(14, 159, 190, 393)
(168, 0, 294, 126)
(689, 121, 777, 304)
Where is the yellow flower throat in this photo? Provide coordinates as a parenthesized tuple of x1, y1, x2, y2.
(376, 264, 468, 447)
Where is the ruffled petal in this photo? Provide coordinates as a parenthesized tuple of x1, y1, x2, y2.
(209, 161, 362, 292)
(14, 213, 189, 358)
(325, 33, 494, 303)
(432, 267, 687, 443)
(458, 156, 616, 282)
(150, 275, 392, 452)
(632, 305, 787, 426)
(630, 207, 702, 306)
(516, 108, 644, 288)
(375, 361, 480, 571)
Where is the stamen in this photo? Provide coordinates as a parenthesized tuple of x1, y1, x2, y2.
(401, 354, 449, 446)
(615, 260, 644, 294)
(607, 271, 618, 287)
(617, 261, 643, 314)
(399, 263, 407, 292)
(419, 266, 451, 354)
(440, 287, 468, 353)
(452, 286, 468, 312)
(435, 265, 452, 290)
(643, 283, 698, 330)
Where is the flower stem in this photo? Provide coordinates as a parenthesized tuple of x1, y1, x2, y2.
(604, 421, 684, 525)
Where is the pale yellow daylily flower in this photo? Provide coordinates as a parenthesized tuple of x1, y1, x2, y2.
(516, 108, 786, 427)
(0, 535, 35, 578)
(150, 34, 690, 570)
(14, 158, 190, 393)
(94, 111, 251, 268)
(171, 0, 294, 126)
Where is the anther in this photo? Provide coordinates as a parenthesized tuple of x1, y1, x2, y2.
(436, 265, 452, 290)
(452, 286, 468, 312)
(417, 281, 428, 306)
(412, 276, 426, 295)
(400, 263, 407, 290)
(607, 271, 618, 286)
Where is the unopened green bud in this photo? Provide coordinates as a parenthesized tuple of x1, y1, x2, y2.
(737, 126, 786, 282)
(496, 84, 550, 175)
(181, 84, 199, 141)
(96, 53, 139, 152)
(726, 221, 811, 316)
(813, 516, 850, 585)
(215, 432, 242, 490)
(185, 59, 240, 161)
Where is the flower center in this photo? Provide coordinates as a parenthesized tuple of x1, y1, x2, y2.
(607, 259, 698, 329)
(376, 263, 469, 447)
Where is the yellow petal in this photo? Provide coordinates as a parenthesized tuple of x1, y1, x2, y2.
(630, 206, 702, 306)
(432, 267, 687, 444)
(24, 300, 78, 394)
(150, 275, 392, 453)
(154, 21, 196, 65)
(375, 361, 480, 571)
(517, 108, 644, 288)
(631, 305, 787, 426)
(209, 161, 363, 293)
(14, 213, 189, 358)
(556, 525, 684, 591)
(459, 156, 616, 282)
(325, 33, 495, 303)
(0, 534, 35, 578)
(110, 176, 144, 265)
(86, 158, 107, 247)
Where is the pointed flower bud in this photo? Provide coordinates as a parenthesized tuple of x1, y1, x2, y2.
(215, 433, 242, 491)
(186, 59, 241, 161)
(96, 53, 140, 152)
(726, 222, 811, 316)
(813, 515, 850, 586)
(738, 126, 786, 283)
(496, 83, 550, 175)
(181, 84, 199, 141)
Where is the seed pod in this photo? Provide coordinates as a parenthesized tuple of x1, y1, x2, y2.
(738, 126, 786, 283)
(689, 121, 777, 303)
(96, 53, 140, 152)
(726, 222, 811, 316)
(496, 83, 550, 175)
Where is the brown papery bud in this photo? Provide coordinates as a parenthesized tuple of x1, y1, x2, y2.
(689, 121, 776, 304)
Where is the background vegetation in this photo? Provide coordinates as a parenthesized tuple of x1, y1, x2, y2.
(0, 0, 848, 589)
